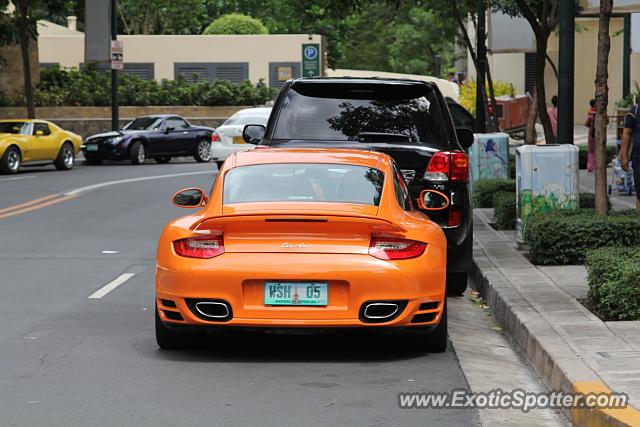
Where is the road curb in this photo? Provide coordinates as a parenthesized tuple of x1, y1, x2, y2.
(471, 246, 640, 426)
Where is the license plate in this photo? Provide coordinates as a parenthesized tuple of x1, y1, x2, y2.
(264, 282, 328, 306)
(86, 144, 98, 152)
(233, 136, 245, 144)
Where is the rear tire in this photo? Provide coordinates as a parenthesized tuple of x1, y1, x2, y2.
(54, 142, 74, 170)
(194, 139, 212, 163)
(130, 141, 146, 165)
(154, 156, 171, 164)
(447, 272, 468, 296)
(411, 300, 448, 353)
(155, 307, 204, 350)
(0, 146, 20, 174)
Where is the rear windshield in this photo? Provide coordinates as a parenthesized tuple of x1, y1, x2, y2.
(271, 82, 449, 148)
(224, 163, 384, 206)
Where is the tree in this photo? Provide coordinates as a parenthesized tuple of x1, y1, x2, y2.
(388, 7, 458, 76)
(423, 0, 501, 131)
(203, 13, 268, 35)
(505, 0, 560, 144)
(118, 0, 207, 34)
(0, 0, 67, 118)
(594, 0, 613, 215)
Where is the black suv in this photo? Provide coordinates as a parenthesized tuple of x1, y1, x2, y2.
(243, 78, 474, 294)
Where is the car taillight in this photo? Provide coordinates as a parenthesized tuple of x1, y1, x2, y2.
(211, 133, 220, 142)
(450, 151, 469, 182)
(424, 151, 469, 183)
(173, 235, 224, 259)
(448, 207, 463, 227)
(368, 237, 426, 260)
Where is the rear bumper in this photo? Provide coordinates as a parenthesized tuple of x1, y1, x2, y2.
(156, 251, 446, 329)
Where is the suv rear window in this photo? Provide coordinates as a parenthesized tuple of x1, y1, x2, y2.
(272, 82, 449, 149)
(224, 163, 384, 206)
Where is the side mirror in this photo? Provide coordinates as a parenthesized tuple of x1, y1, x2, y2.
(417, 189, 450, 211)
(164, 126, 175, 134)
(172, 188, 207, 208)
(456, 127, 474, 149)
(35, 130, 44, 136)
(243, 124, 266, 145)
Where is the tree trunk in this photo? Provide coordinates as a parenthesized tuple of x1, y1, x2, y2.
(525, 92, 538, 144)
(534, 35, 554, 144)
(594, 0, 613, 215)
(17, 2, 35, 119)
(486, 62, 500, 131)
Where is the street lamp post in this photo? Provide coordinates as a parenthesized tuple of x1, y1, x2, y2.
(557, 0, 575, 144)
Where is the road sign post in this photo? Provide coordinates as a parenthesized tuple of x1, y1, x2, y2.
(110, 0, 119, 131)
(302, 44, 321, 78)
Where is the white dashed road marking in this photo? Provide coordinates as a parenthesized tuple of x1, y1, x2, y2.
(88, 273, 136, 299)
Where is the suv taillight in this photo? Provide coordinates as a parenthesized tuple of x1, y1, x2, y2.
(368, 237, 426, 260)
(424, 151, 469, 183)
(173, 235, 224, 259)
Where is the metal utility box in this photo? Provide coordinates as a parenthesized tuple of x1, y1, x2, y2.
(469, 132, 510, 181)
(515, 144, 579, 243)
(495, 95, 529, 132)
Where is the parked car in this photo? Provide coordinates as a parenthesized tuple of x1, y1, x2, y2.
(157, 148, 449, 352)
(242, 78, 474, 295)
(0, 119, 82, 174)
(211, 107, 271, 169)
(82, 115, 214, 165)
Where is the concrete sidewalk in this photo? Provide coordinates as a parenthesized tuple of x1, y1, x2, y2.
(472, 209, 640, 426)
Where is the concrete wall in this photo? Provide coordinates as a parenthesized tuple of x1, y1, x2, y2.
(0, 105, 248, 138)
(38, 34, 323, 84)
(487, 53, 527, 94)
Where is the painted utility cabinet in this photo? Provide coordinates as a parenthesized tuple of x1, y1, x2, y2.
(469, 133, 510, 181)
(516, 144, 579, 243)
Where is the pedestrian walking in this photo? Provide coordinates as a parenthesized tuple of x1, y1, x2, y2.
(585, 99, 597, 172)
(621, 103, 640, 209)
(547, 95, 558, 141)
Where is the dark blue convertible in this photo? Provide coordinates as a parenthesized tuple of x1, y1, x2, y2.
(82, 115, 214, 165)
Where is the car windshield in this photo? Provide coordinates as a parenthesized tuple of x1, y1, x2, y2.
(223, 113, 270, 126)
(224, 163, 385, 206)
(0, 122, 30, 135)
(123, 117, 163, 130)
(271, 83, 449, 148)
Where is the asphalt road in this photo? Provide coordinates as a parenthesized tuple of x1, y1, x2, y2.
(0, 160, 481, 427)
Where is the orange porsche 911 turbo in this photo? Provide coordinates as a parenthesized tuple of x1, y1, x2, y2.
(156, 149, 450, 352)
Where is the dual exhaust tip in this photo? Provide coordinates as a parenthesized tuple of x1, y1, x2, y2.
(188, 299, 407, 323)
(359, 300, 407, 323)
(187, 299, 232, 322)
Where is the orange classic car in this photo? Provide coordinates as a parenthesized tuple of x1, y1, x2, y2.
(155, 149, 449, 352)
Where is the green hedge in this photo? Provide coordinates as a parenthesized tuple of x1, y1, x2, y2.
(527, 210, 640, 265)
(493, 192, 516, 230)
(578, 144, 617, 170)
(586, 247, 640, 320)
(473, 179, 516, 208)
(1, 66, 277, 107)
